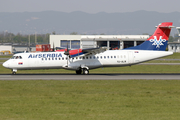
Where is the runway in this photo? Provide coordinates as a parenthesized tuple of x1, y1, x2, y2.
(0, 74, 180, 80)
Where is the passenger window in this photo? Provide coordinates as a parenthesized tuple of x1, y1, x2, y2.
(100, 56, 102, 59)
(104, 56, 106, 59)
(93, 56, 96, 59)
(97, 56, 99, 59)
(52, 58, 54, 60)
(55, 58, 57, 60)
(62, 57, 64, 60)
(83, 57, 85, 59)
(49, 58, 51, 60)
(59, 58, 61, 60)
(107, 56, 109, 59)
(76, 57, 78, 59)
(90, 56, 92, 59)
(42, 58, 44, 60)
(45, 58, 47, 60)
(111, 56, 113, 58)
(86, 57, 88, 59)
(114, 56, 116, 58)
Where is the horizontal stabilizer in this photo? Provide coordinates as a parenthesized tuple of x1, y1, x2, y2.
(155, 26, 175, 29)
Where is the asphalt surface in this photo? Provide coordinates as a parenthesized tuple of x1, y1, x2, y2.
(0, 74, 180, 80)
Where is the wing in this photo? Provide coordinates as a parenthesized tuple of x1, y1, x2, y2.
(69, 47, 107, 58)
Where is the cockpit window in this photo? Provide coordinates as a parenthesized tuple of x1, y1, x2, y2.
(11, 56, 22, 59)
(11, 56, 16, 59)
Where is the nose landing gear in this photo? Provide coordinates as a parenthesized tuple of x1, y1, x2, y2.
(12, 69, 17, 75)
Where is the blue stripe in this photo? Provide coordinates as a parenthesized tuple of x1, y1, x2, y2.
(124, 41, 168, 51)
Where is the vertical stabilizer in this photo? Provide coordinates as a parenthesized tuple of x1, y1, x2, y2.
(125, 22, 174, 51)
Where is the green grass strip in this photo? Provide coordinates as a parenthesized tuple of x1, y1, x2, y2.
(0, 80, 180, 120)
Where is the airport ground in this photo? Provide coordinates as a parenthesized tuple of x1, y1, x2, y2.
(0, 80, 180, 120)
(0, 53, 180, 120)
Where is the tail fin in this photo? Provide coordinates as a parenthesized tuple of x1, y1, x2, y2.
(125, 22, 174, 51)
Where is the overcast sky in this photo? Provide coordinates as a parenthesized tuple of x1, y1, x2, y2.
(1, 0, 180, 13)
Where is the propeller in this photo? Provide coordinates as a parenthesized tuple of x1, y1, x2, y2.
(64, 43, 70, 56)
(52, 42, 55, 51)
(64, 43, 70, 67)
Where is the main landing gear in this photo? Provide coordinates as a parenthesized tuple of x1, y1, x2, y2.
(83, 68, 89, 75)
(76, 69, 82, 74)
(76, 68, 89, 75)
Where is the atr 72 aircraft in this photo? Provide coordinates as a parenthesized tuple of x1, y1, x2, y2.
(3, 22, 174, 75)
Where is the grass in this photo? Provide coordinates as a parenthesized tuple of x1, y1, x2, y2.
(0, 55, 12, 58)
(0, 80, 180, 120)
(161, 52, 180, 59)
(146, 60, 180, 63)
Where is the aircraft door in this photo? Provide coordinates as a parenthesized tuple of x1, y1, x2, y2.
(128, 51, 134, 64)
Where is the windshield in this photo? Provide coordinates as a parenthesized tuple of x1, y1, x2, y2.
(11, 56, 22, 59)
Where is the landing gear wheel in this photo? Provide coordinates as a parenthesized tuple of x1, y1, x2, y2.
(12, 69, 17, 75)
(76, 69, 82, 74)
(83, 69, 89, 75)
(12, 72, 16, 75)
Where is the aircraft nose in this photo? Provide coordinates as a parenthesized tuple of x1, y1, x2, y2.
(2, 61, 9, 68)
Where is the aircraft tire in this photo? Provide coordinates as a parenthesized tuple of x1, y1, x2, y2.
(83, 69, 89, 75)
(76, 70, 82, 74)
(12, 72, 16, 75)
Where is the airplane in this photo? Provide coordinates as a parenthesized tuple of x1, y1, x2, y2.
(3, 22, 174, 75)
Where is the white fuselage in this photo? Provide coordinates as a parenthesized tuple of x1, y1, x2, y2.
(3, 50, 173, 71)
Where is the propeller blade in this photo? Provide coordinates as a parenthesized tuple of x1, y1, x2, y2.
(64, 42, 70, 67)
(64, 42, 70, 55)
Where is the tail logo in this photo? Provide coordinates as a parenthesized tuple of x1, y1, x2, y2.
(149, 36, 166, 48)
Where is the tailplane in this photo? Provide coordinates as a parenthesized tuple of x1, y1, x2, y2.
(125, 22, 174, 51)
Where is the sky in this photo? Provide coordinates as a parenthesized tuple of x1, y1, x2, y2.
(1, 0, 180, 13)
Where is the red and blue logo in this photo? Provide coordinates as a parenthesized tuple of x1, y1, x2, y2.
(149, 36, 166, 48)
(18, 62, 23, 65)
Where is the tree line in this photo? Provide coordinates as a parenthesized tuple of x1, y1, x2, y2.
(0, 32, 50, 44)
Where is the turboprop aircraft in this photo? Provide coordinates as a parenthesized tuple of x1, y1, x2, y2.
(3, 22, 174, 75)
